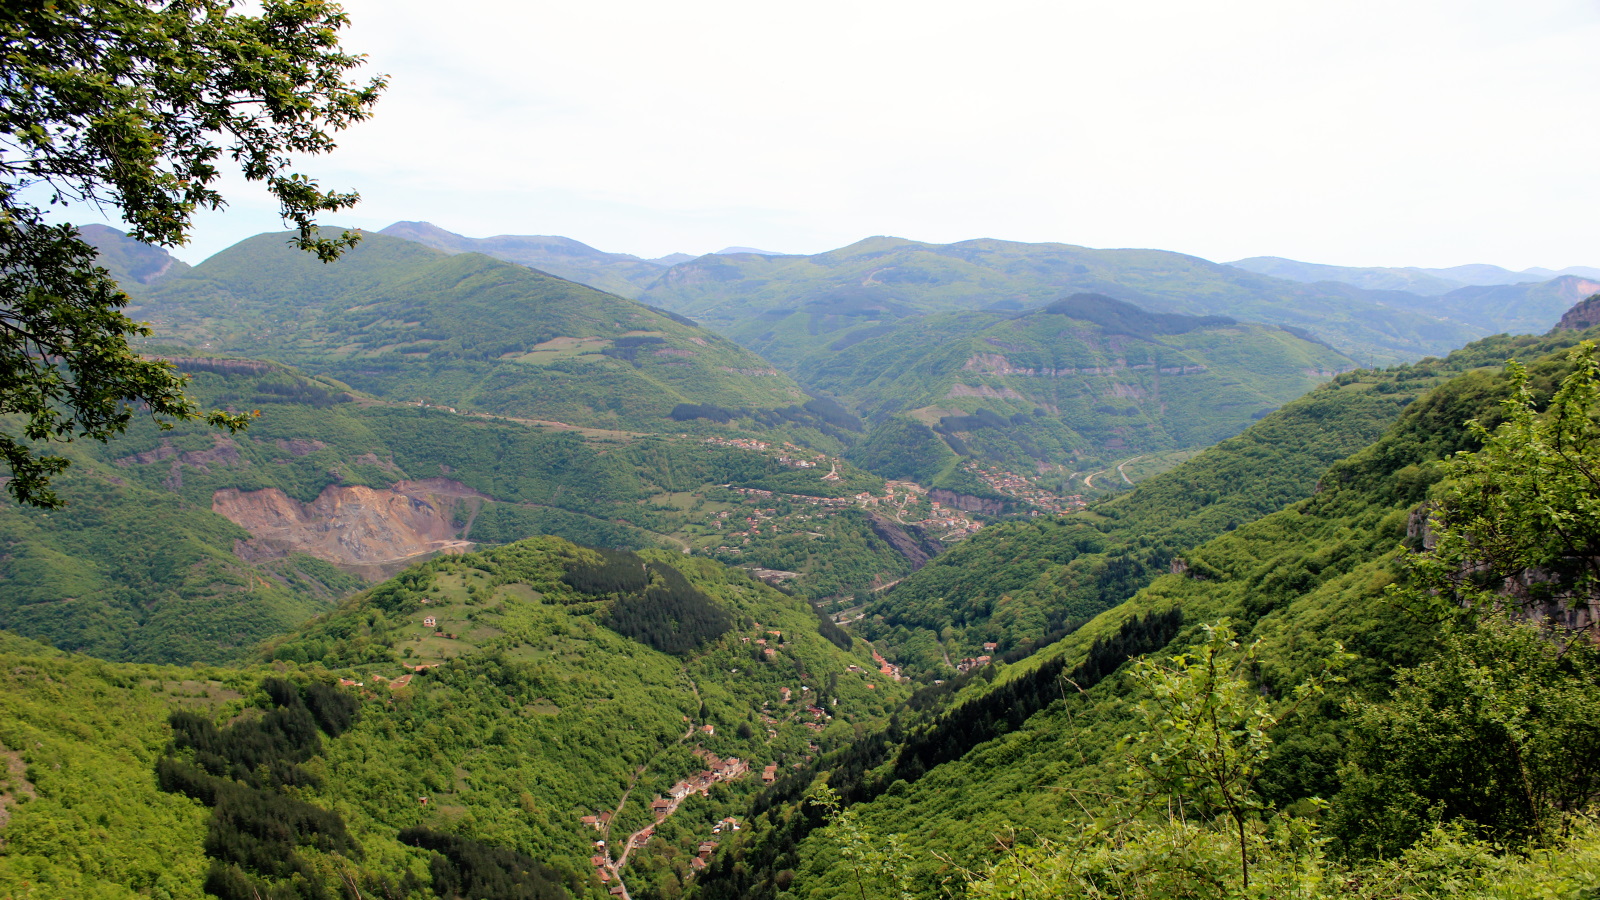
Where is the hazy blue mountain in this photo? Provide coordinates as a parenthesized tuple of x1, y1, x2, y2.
(1524, 264, 1600, 280)
(1390, 274, 1600, 335)
(714, 245, 790, 256)
(378, 220, 669, 298)
(1418, 262, 1548, 286)
(1225, 256, 1466, 295)
(1228, 256, 1599, 296)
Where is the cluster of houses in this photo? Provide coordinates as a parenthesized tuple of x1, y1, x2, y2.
(689, 839, 719, 873)
(659, 750, 748, 813)
(961, 461, 1085, 514)
(871, 649, 904, 682)
(955, 654, 994, 674)
(956, 642, 1001, 674)
(702, 436, 829, 471)
(851, 480, 924, 511)
(711, 475, 1008, 557)
(703, 436, 773, 452)
(911, 506, 986, 540)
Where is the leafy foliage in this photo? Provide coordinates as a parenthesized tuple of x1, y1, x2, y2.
(1, 0, 382, 256)
(0, 0, 382, 503)
(0, 201, 250, 505)
(861, 327, 1600, 675)
(1126, 621, 1348, 889)
(1410, 342, 1600, 622)
(1332, 616, 1600, 854)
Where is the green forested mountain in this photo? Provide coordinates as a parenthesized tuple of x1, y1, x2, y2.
(125, 230, 824, 436)
(691, 312, 1600, 900)
(793, 294, 1354, 475)
(347, 228, 1582, 370)
(77, 222, 192, 287)
(634, 236, 1485, 366)
(0, 359, 926, 664)
(856, 322, 1600, 675)
(17, 218, 1595, 900)
(0, 540, 909, 900)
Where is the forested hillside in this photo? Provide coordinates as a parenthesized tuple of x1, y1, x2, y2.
(693, 319, 1600, 900)
(0, 539, 909, 900)
(859, 324, 1600, 676)
(795, 293, 1353, 475)
(0, 358, 927, 664)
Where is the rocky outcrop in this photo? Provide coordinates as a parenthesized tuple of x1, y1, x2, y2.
(1553, 292, 1600, 332)
(1406, 501, 1597, 635)
(118, 434, 247, 491)
(212, 480, 489, 580)
(864, 513, 945, 570)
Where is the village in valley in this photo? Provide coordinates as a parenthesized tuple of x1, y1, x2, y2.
(958, 461, 1086, 516)
(696, 438, 991, 554)
(324, 437, 1055, 900)
(694, 438, 1083, 562)
(580, 747, 749, 893)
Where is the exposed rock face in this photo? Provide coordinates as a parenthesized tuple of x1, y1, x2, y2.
(1406, 501, 1597, 635)
(864, 512, 944, 570)
(212, 480, 488, 580)
(275, 438, 327, 457)
(1553, 292, 1600, 332)
(928, 489, 1008, 516)
(117, 434, 246, 491)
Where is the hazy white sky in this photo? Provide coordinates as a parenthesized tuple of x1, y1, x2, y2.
(74, 0, 1600, 269)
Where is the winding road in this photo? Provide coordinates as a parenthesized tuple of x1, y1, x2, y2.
(600, 673, 702, 899)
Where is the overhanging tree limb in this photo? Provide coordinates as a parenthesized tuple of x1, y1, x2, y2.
(0, 0, 383, 506)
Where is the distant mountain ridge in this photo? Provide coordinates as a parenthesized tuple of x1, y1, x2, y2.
(634, 235, 1489, 367)
(353, 225, 1587, 368)
(1228, 255, 1600, 295)
(376, 222, 792, 298)
(379, 220, 671, 297)
(77, 223, 191, 288)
